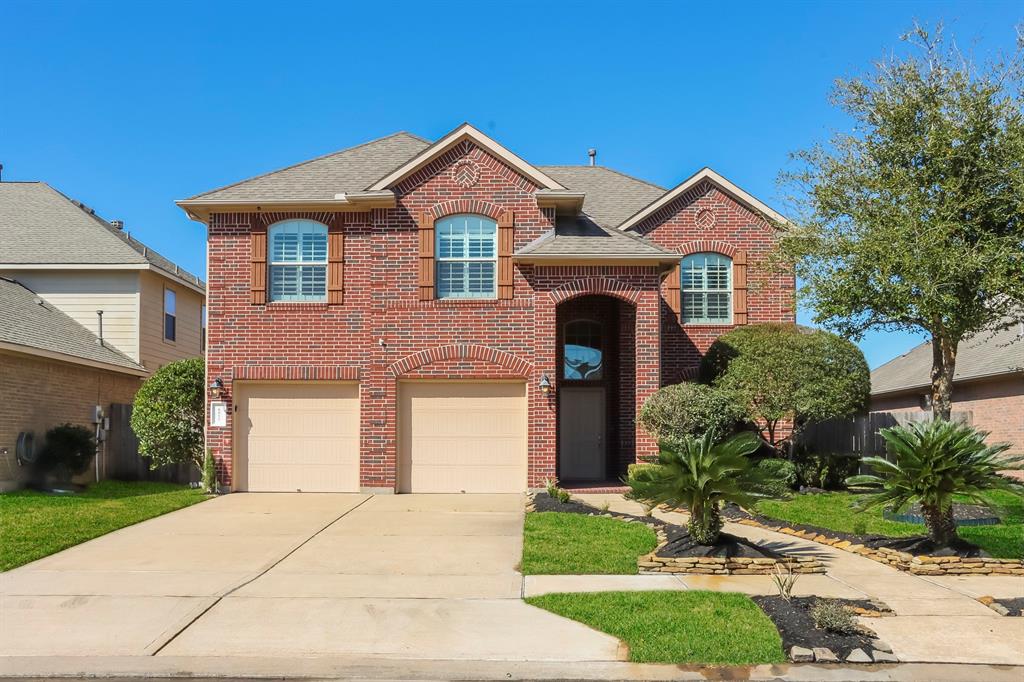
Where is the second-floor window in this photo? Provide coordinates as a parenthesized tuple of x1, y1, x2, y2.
(164, 287, 176, 341)
(269, 220, 328, 302)
(681, 253, 732, 324)
(436, 214, 497, 299)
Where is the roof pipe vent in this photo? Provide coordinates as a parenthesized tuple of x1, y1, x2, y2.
(587, 149, 597, 166)
(111, 220, 124, 230)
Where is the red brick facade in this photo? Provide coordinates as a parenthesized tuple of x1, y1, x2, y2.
(204, 140, 794, 490)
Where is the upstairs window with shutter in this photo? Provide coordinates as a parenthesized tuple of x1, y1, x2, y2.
(268, 220, 328, 302)
(681, 252, 732, 324)
(435, 214, 497, 299)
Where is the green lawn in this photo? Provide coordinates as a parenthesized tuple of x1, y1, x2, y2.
(527, 591, 785, 665)
(0, 481, 208, 571)
(756, 490, 1024, 559)
(521, 512, 658, 575)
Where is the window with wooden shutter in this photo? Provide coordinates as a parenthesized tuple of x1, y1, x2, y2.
(733, 250, 748, 325)
(418, 211, 435, 300)
(665, 263, 681, 315)
(250, 215, 267, 305)
(328, 215, 344, 304)
(497, 210, 514, 299)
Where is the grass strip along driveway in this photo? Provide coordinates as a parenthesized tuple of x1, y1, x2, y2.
(756, 490, 1024, 559)
(0, 481, 207, 571)
(527, 591, 785, 664)
(521, 512, 658, 575)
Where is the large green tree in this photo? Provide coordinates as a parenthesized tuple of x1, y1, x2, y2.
(777, 24, 1024, 420)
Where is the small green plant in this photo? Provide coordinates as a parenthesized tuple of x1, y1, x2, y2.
(201, 448, 217, 494)
(755, 458, 797, 497)
(849, 420, 1024, 546)
(556, 488, 572, 503)
(811, 599, 859, 634)
(544, 478, 571, 503)
(599, 501, 611, 512)
(771, 563, 799, 602)
(36, 424, 96, 482)
(852, 519, 868, 536)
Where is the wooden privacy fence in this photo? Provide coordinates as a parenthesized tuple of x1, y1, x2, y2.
(104, 403, 198, 484)
(799, 411, 973, 457)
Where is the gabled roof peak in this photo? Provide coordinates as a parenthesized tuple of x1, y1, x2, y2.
(366, 123, 566, 192)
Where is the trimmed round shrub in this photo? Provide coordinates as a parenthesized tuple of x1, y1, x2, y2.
(36, 423, 96, 479)
(131, 357, 205, 471)
(755, 458, 797, 497)
(793, 450, 861, 490)
(637, 382, 745, 442)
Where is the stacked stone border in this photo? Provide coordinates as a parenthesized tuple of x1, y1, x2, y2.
(731, 516, 1024, 576)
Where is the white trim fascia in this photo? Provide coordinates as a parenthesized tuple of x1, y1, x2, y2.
(0, 341, 149, 377)
(618, 167, 789, 231)
(367, 123, 567, 192)
(145, 265, 206, 295)
(175, 194, 396, 223)
(0, 263, 148, 271)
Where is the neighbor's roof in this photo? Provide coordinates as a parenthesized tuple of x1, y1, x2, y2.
(0, 277, 146, 374)
(871, 322, 1024, 395)
(0, 182, 204, 290)
(515, 216, 678, 261)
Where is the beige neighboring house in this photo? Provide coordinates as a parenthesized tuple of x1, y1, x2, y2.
(0, 181, 206, 490)
(870, 322, 1024, 455)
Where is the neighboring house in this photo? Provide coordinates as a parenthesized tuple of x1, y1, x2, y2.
(179, 123, 793, 494)
(0, 180, 206, 490)
(0, 277, 147, 490)
(870, 323, 1024, 454)
(0, 181, 206, 370)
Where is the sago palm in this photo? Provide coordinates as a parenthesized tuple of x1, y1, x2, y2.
(847, 420, 1024, 547)
(626, 430, 783, 545)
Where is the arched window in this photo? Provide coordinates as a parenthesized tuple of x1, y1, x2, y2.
(436, 214, 497, 299)
(563, 319, 603, 380)
(681, 253, 732, 323)
(268, 220, 328, 302)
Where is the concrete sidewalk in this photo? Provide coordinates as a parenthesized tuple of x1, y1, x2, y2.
(575, 493, 1024, 666)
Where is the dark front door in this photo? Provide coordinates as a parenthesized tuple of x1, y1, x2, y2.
(558, 386, 606, 480)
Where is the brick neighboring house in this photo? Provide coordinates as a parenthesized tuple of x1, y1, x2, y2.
(0, 181, 206, 490)
(870, 322, 1024, 455)
(180, 124, 794, 493)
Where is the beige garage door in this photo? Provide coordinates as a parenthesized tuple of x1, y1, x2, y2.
(235, 382, 360, 492)
(398, 382, 527, 493)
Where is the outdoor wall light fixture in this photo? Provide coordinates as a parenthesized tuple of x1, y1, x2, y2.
(539, 374, 553, 395)
(209, 377, 226, 399)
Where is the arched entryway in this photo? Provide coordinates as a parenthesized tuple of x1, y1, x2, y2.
(555, 294, 637, 484)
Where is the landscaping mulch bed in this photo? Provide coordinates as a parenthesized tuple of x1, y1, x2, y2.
(993, 597, 1024, 616)
(722, 504, 988, 558)
(531, 491, 668, 526)
(658, 526, 782, 560)
(752, 596, 881, 661)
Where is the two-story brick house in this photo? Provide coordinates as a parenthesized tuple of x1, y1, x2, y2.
(180, 124, 793, 493)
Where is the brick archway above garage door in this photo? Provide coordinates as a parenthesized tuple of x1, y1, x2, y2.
(397, 381, 527, 493)
(234, 382, 360, 492)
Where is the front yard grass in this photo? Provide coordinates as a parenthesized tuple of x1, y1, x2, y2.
(0, 481, 207, 571)
(756, 490, 1024, 559)
(527, 590, 785, 664)
(521, 512, 658, 575)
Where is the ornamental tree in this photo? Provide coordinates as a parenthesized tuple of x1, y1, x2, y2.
(131, 357, 205, 470)
(637, 382, 745, 444)
(777, 24, 1024, 420)
(700, 324, 870, 449)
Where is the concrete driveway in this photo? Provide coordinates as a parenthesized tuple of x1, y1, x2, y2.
(0, 493, 620, 662)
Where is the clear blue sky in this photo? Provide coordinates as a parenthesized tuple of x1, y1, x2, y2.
(2, 1, 1019, 368)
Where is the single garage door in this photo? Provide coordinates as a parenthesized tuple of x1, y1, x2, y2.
(235, 382, 360, 492)
(398, 381, 527, 493)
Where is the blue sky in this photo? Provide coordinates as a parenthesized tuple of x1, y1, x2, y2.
(2, 0, 1019, 368)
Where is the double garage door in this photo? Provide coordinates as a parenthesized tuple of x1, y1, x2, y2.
(234, 381, 526, 493)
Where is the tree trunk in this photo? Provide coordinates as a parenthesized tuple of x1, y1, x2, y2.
(930, 333, 957, 421)
(921, 502, 958, 546)
(688, 501, 723, 545)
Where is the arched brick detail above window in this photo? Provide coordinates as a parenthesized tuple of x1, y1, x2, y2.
(425, 199, 507, 222)
(388, 344, 532, 378)
(676, 240, 738, 258)
(548, 278, 644, 306)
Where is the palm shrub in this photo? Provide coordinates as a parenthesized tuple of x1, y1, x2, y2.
(848, 420, 1024, 547)
(626, 431, 785, 545)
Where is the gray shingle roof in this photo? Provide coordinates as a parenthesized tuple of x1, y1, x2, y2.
(0, 277, 145, 373)
(539, 166, 666, 228)
(871, 322, 1024, 395)
(186, 132, 431, 201)
(0, 182, 204, 288)
(516, 216, 677, 260)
